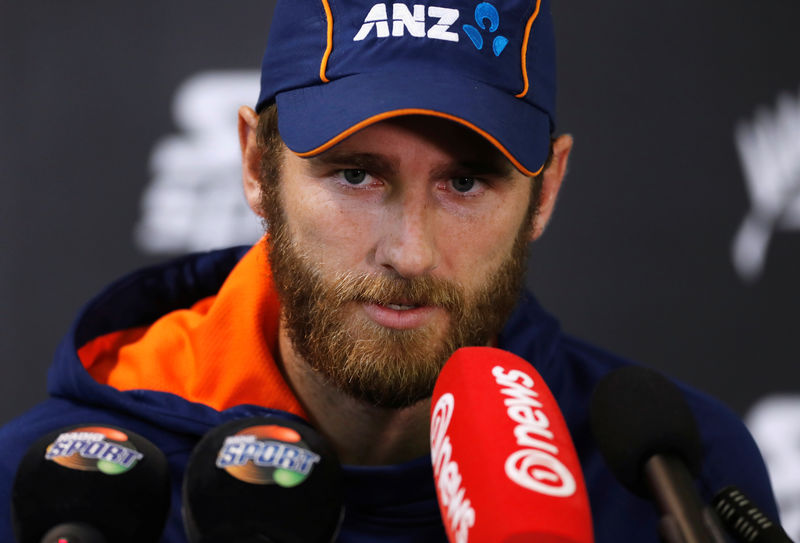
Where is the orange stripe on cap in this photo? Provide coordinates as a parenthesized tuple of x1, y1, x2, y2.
(293, 108, 544, 177)
(319, 0, 334, 83)
(515, 0, 542, 99)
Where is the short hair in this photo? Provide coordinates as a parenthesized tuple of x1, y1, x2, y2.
(256, 103, 283, 189)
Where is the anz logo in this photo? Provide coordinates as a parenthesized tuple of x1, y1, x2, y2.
(353, 2, 510, 56)
(353, 4, 460, 42)
(463, 3, 508, 56)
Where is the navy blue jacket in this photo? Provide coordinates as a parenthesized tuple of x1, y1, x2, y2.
(0, 246, 779, 542)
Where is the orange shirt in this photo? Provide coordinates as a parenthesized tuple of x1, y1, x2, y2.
(77, 241, 306, 419)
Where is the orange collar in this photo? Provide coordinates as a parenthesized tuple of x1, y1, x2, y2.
(78, 241, 306, 418)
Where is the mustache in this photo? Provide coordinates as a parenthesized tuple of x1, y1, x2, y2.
(326, 271, 464, 310)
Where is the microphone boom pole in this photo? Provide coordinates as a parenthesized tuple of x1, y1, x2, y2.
(644, 454, 728, 543)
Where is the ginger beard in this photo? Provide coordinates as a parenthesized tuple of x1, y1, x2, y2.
(259, 162, 536, 409)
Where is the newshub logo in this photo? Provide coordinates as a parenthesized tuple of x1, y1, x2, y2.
(353, 2, 511, 56)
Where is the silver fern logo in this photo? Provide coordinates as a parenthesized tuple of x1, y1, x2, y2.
(135, 70, 263, 254)
(731, 86, 800, 282)
(746, 395, 800, 541)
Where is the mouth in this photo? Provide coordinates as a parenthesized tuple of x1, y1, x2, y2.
(384, 303, 418, 311)
(360, 301, 439, 330)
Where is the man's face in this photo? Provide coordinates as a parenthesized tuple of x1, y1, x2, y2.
(259, 116, 539, 408)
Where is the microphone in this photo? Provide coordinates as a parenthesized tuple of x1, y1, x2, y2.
(182, 415, 344, 543)
(713, 485, 792, 543)
(430, 346, 594, 543)
(11, 424, 170, 543)
(590, 366, 727, 543)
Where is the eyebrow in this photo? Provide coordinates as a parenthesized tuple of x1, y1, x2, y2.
(306, 151, 396, 174)
(306, 149, 515, 179)
(430, 159, 514, 179)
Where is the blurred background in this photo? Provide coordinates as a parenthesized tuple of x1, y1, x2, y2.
(2, 0, 799, 536)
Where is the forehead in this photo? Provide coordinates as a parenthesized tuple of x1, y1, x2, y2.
(299, 115, 518, 176)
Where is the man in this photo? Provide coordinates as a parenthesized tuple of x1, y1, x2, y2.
(0, 0, 779, 541)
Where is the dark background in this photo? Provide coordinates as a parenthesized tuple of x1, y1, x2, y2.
(2, 1, 799, 525)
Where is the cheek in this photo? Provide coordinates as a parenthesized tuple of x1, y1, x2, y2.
(281, 183, 380, 267)
(441, 199, 528, 282)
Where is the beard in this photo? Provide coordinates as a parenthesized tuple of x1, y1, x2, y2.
(260, 179, 533, 409)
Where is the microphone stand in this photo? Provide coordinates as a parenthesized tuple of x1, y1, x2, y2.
(644, 455, 729, 543)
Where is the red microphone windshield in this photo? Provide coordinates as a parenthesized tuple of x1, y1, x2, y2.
(430, 347, 594, 543)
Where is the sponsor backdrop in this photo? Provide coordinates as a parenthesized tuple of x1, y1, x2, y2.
(2, 0, 799, 536)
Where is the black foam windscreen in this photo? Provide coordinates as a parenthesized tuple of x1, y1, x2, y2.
(11, 424, 170, 543)
(40, 522, 106, 543)
(589, 365, 703, 497)
(182, 415, 344, 543)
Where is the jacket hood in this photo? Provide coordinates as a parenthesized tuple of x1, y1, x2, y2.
(47, 244, 310, 437)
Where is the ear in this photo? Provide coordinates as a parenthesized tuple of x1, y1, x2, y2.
(530, 134, 573, 241)
(239, 105, 264, 218)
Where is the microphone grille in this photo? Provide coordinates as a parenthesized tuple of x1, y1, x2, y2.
(713, 486, 792, 543)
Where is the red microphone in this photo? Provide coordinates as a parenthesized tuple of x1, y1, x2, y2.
(430, 347, 594, 543)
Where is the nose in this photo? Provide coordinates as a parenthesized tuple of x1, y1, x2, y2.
(375, 191, 439, 279)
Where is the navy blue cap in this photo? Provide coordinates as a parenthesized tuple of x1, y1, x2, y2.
(257, 0, 556, 176)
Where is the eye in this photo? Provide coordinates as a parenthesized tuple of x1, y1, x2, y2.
(451, 177, 477, 193)
(342, 169, 368, 185)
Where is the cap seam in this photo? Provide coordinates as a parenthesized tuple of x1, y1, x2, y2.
(515, 0, 542, 99)
(319, 0, 334, 83)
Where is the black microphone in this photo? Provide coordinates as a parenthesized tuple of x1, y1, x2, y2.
(182, 415, 344, 543)
(590, 366, 727, 543)
(11, 424, 170, 543)
(713, 485, 793, 543)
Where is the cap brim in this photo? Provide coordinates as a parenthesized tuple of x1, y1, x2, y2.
(274, 67, 551, 177)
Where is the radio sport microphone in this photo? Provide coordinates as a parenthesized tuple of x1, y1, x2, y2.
(590, 365, 727, 543)
(11, 423, 170, 543)
(182, 415, 344, 543)
(430, 346, 594, 543)
(713, 486, 792, 543)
